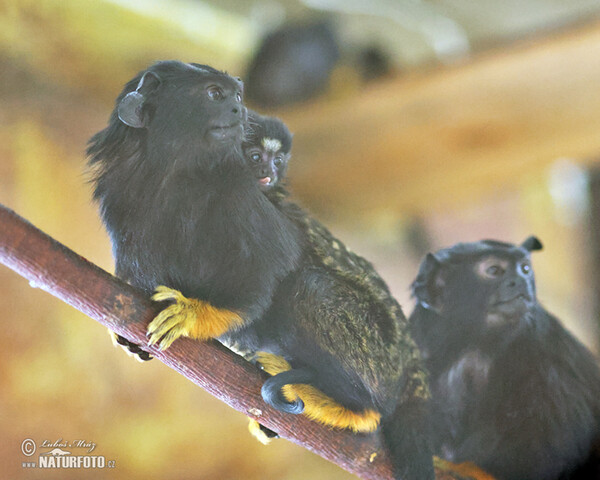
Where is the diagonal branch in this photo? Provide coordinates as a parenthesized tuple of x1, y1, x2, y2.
(0, 203, 477, 480)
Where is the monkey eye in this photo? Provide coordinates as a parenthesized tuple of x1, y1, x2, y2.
(486, 265, 504, 277)
(249, 152, 262, 163)
(207, 86, 224, 101)
(520, 262, 531, 275)
(480, 263, 505, 279)
(274, 156, 283, 167)
(477, 257, 509, 279)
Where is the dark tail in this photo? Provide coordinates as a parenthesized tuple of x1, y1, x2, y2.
(381, 397, 435, 480)
(261, 367, 314, 415)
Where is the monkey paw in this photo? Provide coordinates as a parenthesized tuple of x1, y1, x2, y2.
(147, 286, 201, 350)
(109, 329, 153, 362)
(148, 286, 245, 350)
(248, 419, 279, 445)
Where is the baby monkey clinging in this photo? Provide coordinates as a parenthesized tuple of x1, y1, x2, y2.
(89, 64, 434, 480)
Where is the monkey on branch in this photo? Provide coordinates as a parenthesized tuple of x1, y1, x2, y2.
(87, 61, 435, 480)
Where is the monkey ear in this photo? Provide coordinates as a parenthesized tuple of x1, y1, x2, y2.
(135, 71, 161, 96)
(117, 91, 146, 128)
(117, 71, 161, 128)
(412, 253, 442, 311)
(521, 236, 543, 252)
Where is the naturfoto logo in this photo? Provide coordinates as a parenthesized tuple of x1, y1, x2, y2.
(20, 438, 116, 470)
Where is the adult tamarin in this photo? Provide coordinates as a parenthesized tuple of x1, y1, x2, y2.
(88, 60, 302, 352)
(410, 237, 600, 480)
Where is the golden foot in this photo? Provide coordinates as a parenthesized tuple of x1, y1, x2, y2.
(434, 458, 497, 480)
(148, 286, 244, 350)
(148, 287, 200, 350)
(247, 419, 279, 445)
(255, 351, 380, 433)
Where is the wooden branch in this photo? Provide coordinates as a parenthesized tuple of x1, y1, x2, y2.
(0, 203, 392, 478)
(0, 203, 481, 480)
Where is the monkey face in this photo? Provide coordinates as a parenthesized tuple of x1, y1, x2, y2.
(152, 75, 246, 147)
(117, 61, 247, 151)
(439, 252, 536, 330)
(475, 254, 536, 326)
(244, 112, 293, 191)
(413, 238, 541, 334)
(244, 139, 289, 191)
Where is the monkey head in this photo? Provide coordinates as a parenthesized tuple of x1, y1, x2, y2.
(243, 112, 292, 190)
(412, 236, 543, 335)
(116, 61, 247, 153)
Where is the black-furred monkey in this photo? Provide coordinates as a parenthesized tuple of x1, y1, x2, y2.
(89, 64, 434, 480)
(88, 61, 302, 350)
(410, 237, 600, 480)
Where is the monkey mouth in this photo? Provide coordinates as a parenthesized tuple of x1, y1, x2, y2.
(209, 123, 242, 140)
(493, 294, 531, 307)
(258, 176, 278, 189)
(488, 294, 532, 325)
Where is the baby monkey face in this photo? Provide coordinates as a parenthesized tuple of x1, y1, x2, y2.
(243, 113, 292, 191)
(244, 137, 289, 191)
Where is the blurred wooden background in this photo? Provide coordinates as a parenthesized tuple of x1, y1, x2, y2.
(1, 1, 599, 478)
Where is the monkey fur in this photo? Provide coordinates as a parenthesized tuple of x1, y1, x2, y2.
(235, 112, 434, 479)
(88, 60, 303, 349)
(89, 65, 433, 479)
(410, 237, 600, 480)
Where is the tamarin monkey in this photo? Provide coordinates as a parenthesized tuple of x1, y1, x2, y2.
(88, 60, 302, 354)
(234, 112, 434, 479)
(410, 238, 600, 480)
(89, 64, 433, 480)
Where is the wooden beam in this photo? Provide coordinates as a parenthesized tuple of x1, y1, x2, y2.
(279, 21, 600, 221)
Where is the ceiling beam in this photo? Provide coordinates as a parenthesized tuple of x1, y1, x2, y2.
(279, 21, 600, 221)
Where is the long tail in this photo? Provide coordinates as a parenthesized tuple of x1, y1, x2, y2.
(261, 368, 313, 414)
(381, 397, 435, 480)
